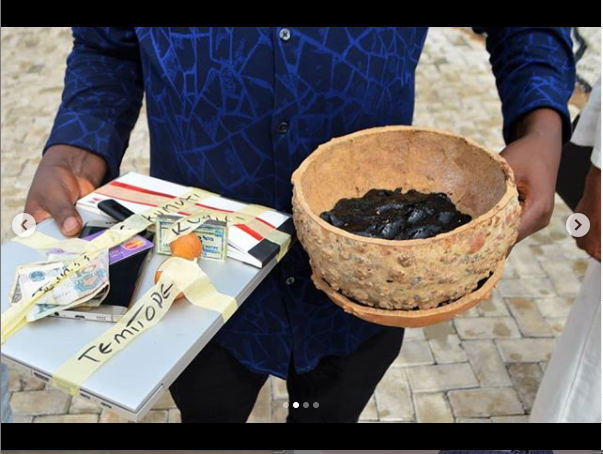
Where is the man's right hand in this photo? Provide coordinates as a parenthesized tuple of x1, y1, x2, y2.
(24, 145, 108, 237)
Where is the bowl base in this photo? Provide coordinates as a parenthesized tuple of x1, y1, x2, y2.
(312, 260, 505, 328)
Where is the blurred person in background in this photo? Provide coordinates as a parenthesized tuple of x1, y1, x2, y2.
(530, 76, 601, 424)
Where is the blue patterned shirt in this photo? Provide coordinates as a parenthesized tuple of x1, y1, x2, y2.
(46, 27, 574, 378)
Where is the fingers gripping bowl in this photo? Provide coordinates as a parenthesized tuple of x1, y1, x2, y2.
(291, 126, 521, 327)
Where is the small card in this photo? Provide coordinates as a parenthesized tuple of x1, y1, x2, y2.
(46, 231, 154, 265)
(156, 214, 228, 261)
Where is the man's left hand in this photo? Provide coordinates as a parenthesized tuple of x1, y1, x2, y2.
(501, 108, 563, 243)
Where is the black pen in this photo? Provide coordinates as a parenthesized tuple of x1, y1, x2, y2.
(97, 199, 154, 241)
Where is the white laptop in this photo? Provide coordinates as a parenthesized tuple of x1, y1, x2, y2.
(1, 209, 279, 421)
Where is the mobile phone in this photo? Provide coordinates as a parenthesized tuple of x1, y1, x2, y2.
(79, 220, 117, 237)
(53, 221, 153, 322)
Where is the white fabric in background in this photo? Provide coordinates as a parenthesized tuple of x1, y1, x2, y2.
(572, 76, 601, 169)
(530, 259, 601, 422)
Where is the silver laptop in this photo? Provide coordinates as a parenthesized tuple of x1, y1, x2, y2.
(1, 209, 278, 420)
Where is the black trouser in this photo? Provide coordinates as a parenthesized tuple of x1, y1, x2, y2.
(170, 326, 404, 423)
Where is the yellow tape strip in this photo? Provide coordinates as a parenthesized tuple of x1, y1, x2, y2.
(188, 188, 217, 201)
(0, 312, 27, 342)
(12, 232, 87, 253)
(247, 219, 292, 262)
(161, 206, 257, 244)
(97, 185, 217, 212)
(50, 257, 236, 395)
(3, 186, 291, 348)
(83, 214, 150, 254)
(181, 273, 237, 322)
(1, 215, 152, 345)
(1, 250, 102, 343)
(51, 266, 183, 395)
(2, 191, 237, 344)
(237, 204, 293, 259)
(4, 185, 290, 394)
(236, 203, 271, 218)
(161, 202, 292, 262)
(137, 188, 214, 223)
(160, 255, 236, 321)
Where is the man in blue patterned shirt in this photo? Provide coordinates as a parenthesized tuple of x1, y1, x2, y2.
(25, 28, 575, 422)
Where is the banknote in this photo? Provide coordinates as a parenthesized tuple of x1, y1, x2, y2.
(19, 251, 109, 306)
(156, 214, 227, 260)
(7, 269, 22, 305)
(25, 283, 109, 322)
(18, 260, 67, 305)
(11, 251, 110, 321)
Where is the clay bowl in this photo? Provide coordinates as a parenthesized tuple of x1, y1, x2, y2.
(311, 262, 505, 328)
(292, 126, 521, 324)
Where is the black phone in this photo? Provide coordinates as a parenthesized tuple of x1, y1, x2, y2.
(71, 221, 153, 319)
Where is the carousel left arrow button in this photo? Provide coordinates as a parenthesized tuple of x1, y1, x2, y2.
(12, 213, 36, 238)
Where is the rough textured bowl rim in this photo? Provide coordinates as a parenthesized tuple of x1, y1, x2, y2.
(292, 125, 517, 246)
(311, 260, 505, 328)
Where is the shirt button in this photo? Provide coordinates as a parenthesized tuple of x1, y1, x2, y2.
(277, 121, 289, 134)
(279, 28, 291, 41)
(285, 276, 295, 285)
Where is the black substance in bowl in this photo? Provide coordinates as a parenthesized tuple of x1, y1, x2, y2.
(320, 188, 472, 240)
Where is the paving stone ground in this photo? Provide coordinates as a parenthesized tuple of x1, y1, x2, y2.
(1, 27, 597, 422)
